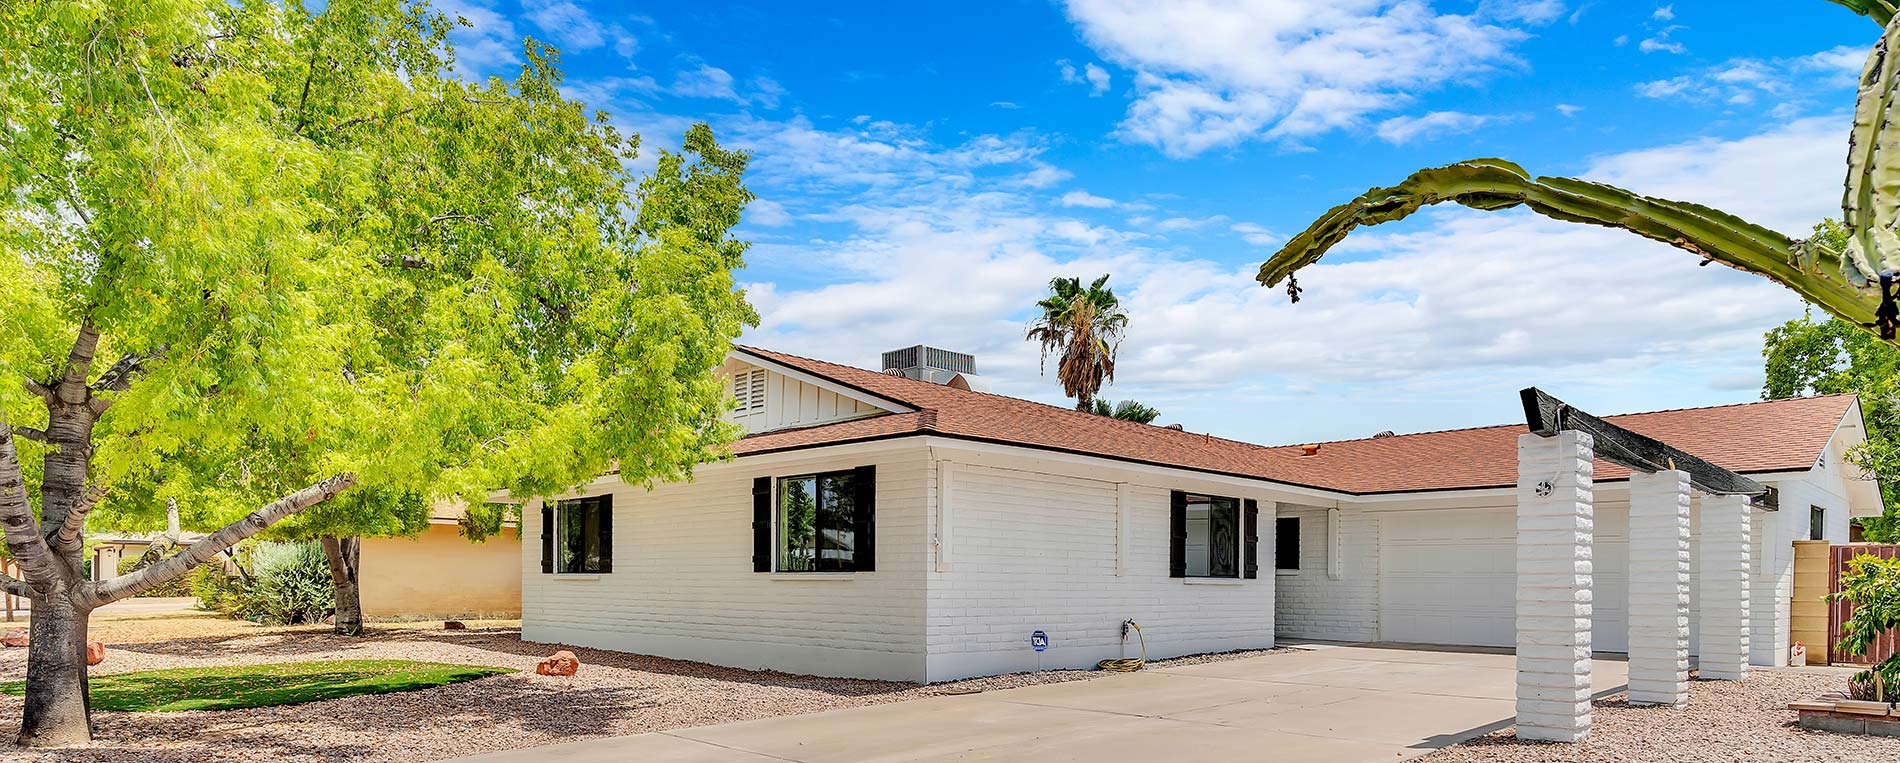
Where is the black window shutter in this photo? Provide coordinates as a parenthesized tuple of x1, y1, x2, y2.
(1243, 499, 1259, 579)
(853, 465, 877, 572)
(1168, 490, 1187, 578)
(595, 496, 613, 573)
(539, 503, 554, 574)
(752, 477, 772, 572)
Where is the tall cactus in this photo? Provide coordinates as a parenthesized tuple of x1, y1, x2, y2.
(1259, 1, 1900, 340)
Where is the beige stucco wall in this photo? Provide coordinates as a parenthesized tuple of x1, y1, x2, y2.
(361, 524, 521, 619)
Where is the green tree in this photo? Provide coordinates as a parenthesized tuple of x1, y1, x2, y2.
(1255, 3, 1900, 347)
(1762, 224, 1900, 542)
(1089, 399, 1162, 424)
(0, 0, 756, 745)
(1027, 275, 1129, 412)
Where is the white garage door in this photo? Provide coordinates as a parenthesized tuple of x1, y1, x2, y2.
(1378, 508, 1630, 653)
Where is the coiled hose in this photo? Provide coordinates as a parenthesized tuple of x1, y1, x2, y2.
(1095, 619, 1145, 672)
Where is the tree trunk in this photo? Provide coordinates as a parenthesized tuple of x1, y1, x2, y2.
(321, 535, 362, 636)
(17, 595, 92, 747)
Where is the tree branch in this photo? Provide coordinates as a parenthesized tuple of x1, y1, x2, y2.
(0, 569, 29, 599)
(54, 319, 101, 405)
(13, 427, 47, 444)
(52, 485, 107, 557)
(22, 378, 53, 405)
(88, 345, 167, 414)
(87, 473, 358, 605)
(0, 422, 63, 593)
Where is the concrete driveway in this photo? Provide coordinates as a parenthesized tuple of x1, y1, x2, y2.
(451, 644, 1629, 763)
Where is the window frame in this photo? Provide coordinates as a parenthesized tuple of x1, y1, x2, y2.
(1810, 505, 1827, 541)
(773, 469, 866, 573)
(1180, 492, 1243, 579)
(552, 495, 611, 575)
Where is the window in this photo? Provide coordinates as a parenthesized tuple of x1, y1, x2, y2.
(1276, 517, 1300, 571)
(1182, 493, 1240, 578)
(733, 369, 767, 413)
(545, 495, 611, 574)
(1811, 506, 1827, 541)
(773, 468, 874, 572)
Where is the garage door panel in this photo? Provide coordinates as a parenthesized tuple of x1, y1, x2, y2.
(1380, 508, 1629, 653)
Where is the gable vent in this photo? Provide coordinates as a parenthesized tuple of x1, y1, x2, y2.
(733, 368, 767, 413)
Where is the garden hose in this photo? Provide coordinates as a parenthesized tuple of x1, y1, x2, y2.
(1096, 619, 1145, 672)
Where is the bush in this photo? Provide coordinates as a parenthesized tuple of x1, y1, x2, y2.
(196, 541, 334, 625)
(116, 552, 194, 598)
(1827, 553, 1900, 701)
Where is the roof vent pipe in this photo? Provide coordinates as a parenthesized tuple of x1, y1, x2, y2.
(1300, 444, 1321, 456)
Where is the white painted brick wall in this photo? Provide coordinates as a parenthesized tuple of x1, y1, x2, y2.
(1514, 432, 1595, 743)
(520, 441, 932, 681)
(1625, 471, 1690, 707)
(924, 460, 1273, 681)
(1698, 494, 1751, 680)
(1274, 506, 1378, 642)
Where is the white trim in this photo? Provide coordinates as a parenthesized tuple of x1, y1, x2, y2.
(727, 349, 915, 415)
(770, 573, 858, 581)
(1326, 507, 1343, 580)
(1183, 578, 1246, 586)
(936, 458, 955, 573)
(549, 574, 601, 582)
(1115, 482, 1134, 577)
(920, 436, 1351, 504)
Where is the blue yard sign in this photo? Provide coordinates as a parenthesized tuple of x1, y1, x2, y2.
(1030, 630, 1049, 652)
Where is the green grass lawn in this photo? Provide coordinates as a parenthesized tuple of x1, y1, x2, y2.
(0, 659, 514, 711)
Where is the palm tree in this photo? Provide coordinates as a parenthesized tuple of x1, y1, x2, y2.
(1091, 398, 1161, 424)
(1027, 275, 1129, 411)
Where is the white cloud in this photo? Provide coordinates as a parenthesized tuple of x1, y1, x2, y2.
(670, 65, 784, 109)
(1084, 63, 1112, 96)
(436, 0, 525, 78)
(1060, 190, 1119, 208)
(992, 101, 1023, 109)
(1652, 4, 1675, 21)
(1230, 222, 1279, 246)
(733, 113, 1831, 442)
(746, 199, 793, 227)
(1375, 111, 1499, 144)
(520, 0, 641, 60)
(1555, 103, 1583, 117)
(1479, 0, 1567, 25)
(1062, 0, 1537, 156)
(1635, 45, 1860, 110)
(1639, 31, 1685, 55)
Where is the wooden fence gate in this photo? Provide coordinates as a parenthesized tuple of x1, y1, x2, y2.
(1829, 543, 1900, 665)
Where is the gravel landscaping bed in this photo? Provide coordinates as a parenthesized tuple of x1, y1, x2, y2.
(1422, 669, 1900, 763)
(0, 621, 1281, 762)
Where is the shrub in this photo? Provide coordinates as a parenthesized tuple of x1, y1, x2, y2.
(1827, 553, 1900, 701)
(196, 541, 334, 625)
(116, 551, 194, 598)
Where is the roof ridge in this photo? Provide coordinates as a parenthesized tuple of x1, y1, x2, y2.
(1289, 392, 1857, 448)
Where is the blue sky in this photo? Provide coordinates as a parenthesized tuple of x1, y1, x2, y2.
(444, 0, 1874, 445)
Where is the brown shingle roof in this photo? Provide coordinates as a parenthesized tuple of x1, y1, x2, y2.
(731, 346, 1857, 496)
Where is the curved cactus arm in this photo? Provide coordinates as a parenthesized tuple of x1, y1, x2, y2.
(1256, 159, 1884, 332)
(1828, 0, 1897, 26)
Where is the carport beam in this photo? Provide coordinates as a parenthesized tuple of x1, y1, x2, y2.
(1514, 430, 1595, 743)
(1626, 470, 1691, 707)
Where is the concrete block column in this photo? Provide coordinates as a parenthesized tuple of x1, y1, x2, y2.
(1515, 431, 1595, 743)
(1626, 470, 1691, 707)
(1698, 493, 1752, 681)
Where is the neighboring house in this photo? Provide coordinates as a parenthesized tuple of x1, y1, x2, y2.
(359, 502, 522, 620)
(91, 531, 208, 582)
(519, 345, 1880, 682)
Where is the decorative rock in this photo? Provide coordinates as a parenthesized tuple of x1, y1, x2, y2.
(86, 640, 105, 666)
(536, 650, 580, 676)
(443, 620, 467, 630)
(1, 629, 26, 648)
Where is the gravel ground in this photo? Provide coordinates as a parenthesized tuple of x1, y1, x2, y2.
(1421, 669, 1900, 763)
(0, 614, 1282, 762)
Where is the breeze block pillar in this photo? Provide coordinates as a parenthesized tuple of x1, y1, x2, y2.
(1515, 430, 1595, 743)
(1626, 470, 1691, 707)
(1698, 493, 1752, 681)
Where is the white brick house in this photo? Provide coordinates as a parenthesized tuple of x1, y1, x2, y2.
(519, 345, 1881, 682)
